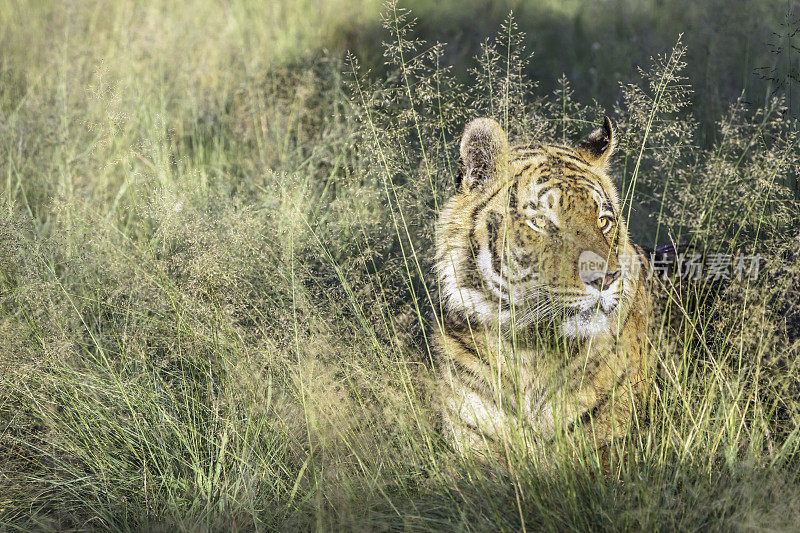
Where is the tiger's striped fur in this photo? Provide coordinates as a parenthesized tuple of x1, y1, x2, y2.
(433, 116, 653, 457)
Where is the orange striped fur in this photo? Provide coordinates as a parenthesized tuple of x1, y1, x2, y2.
(433, 117, 653, 458)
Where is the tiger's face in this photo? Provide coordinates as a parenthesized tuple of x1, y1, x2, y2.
(436, 117, 643, 340)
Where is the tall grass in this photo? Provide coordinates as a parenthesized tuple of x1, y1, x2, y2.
(1, 1, 799, 530)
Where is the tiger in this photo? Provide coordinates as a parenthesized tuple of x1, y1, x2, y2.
(433, 116, 654, 459)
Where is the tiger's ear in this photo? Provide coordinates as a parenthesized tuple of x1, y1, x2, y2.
(577, 116, 616, 169)
(457, 117, 509, 191)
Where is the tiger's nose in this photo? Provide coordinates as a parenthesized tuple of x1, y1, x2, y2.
(588, 270, 620, 291)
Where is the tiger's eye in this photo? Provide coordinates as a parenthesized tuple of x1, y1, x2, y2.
(526, 214, 547, 232)
(598, 216, 614, 233)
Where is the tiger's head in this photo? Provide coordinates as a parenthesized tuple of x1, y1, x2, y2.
(435, 116, 644, 340)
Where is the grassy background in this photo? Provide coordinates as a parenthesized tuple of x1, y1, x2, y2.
(1, 0, 800, 530)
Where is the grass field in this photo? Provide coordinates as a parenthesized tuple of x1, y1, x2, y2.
(1, 0, 800, 530)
